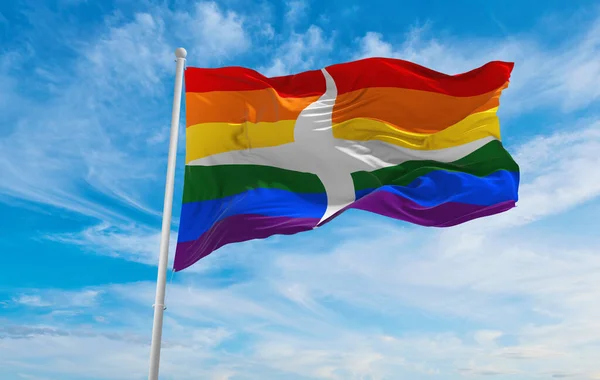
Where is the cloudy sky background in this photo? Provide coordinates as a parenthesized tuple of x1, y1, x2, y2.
(1, 0, 600, 379)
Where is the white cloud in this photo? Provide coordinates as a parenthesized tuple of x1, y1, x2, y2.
(174, 2, 250, 62)
(356, 31, 395, 57)
(46, 223, 172, 266)
(474, 330, 503, 347)
(285, 0, 308, 25)
(11, 289, 100, 309)
(12, 295, 52, 308)
(260, 25, 334, 77)
(16, 374, 52, 380)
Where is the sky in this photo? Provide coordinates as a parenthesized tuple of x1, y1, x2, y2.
(1, 0, 600, 379)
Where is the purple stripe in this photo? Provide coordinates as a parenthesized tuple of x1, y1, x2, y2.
(320, 188, 516, 228)
(174, 214, 319, 271)
(175, 189, 516, 271)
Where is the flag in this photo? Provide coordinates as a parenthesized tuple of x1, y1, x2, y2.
(173, 57, 519, 271)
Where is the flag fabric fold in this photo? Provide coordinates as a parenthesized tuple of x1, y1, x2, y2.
(174, 57, 519, 271)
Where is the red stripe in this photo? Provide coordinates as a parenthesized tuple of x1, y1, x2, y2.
(325, 58, 514, 96)
(185, 58, 513, 98)
(184, 66, 326, 98)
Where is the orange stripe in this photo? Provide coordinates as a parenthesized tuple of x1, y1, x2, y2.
(185, 90, 320, 126)
(332, 84, 507, 134)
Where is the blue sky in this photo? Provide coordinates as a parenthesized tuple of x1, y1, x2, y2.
(1, 0, 600, 379)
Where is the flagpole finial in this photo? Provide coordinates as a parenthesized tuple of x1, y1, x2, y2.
(175, 47, 187, 59)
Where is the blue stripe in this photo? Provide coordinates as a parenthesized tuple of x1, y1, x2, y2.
(178, 188, 327, 243)
(179, 169, 519, 244)
(355, 170, 519, 207)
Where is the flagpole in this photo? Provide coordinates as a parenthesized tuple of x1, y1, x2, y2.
(148, 47, 187, 380)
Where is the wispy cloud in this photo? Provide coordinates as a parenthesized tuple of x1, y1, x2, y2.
(173, 2, 250, 62)
(46, 223, 177, 267)
(259, 25, 334, 76)
(0, 2, 253, 226)
(11, 289, 101, 309)
(12, 295, 52, 308)
(285, 0, 308, 26)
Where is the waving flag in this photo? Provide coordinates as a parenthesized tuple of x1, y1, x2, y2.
(173, 57, 519, 271)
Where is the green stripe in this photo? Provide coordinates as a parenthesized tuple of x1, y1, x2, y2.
(182, 140, 519, 204)
(182, 165, 325, 204)
(352, 140, 520, 191)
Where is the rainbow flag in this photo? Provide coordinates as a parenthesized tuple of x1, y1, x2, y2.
(173, 58, 519, 271)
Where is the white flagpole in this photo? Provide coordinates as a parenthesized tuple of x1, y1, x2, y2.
(148, 47, 187, 380)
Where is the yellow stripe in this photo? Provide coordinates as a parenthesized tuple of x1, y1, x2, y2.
(186, 120, 296, 163)
(186, 108, 501, 163)
(332, 107, 501, 150)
